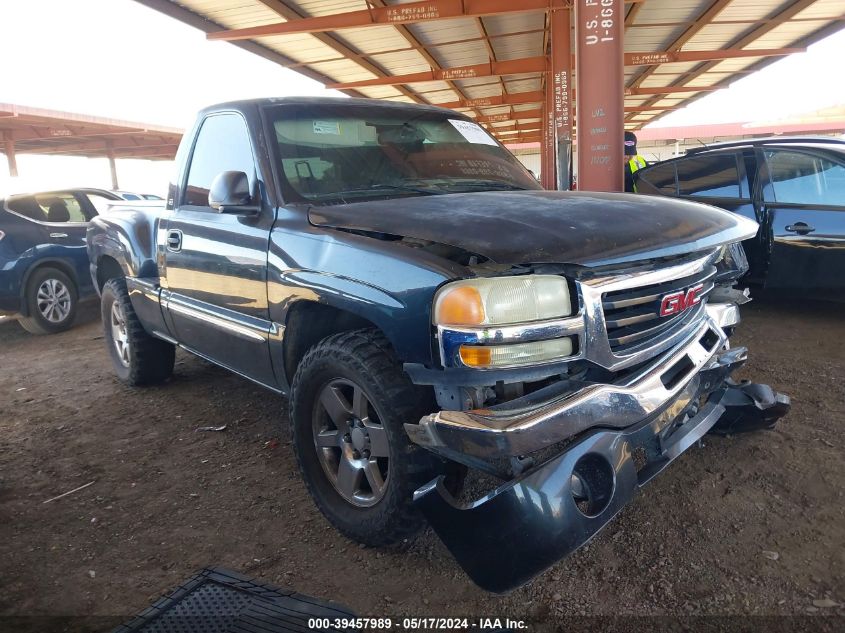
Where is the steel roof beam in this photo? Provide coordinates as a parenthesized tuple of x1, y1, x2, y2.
(501, 135, 543, 143)
(627, 0, 819, 123)
(255, 1, 424, 105)
(207, 0, 582, 41)
(439, 86, 710, 112)
(626, 47, 803, 66)
(436, 91, 546, 110)
(485, 122, 543, 133)
(665, 0, 823, 97)
(364, 0, 485, 122)
(626, 85, 720, 95)
(473, 110, 543, 123)
(326, 57, 547, 89)
(624, 0, 734, 123)
(132, 0, 368, 99)
(325, 48, 800, 89)
(274, 29, 550, 70)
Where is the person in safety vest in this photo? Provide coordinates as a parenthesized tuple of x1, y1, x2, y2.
(624, 131, 647, 193)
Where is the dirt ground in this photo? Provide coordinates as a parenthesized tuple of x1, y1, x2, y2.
(0, 295, 843, 630)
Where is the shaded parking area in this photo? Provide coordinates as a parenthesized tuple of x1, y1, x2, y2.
(0, 296, 843, 624)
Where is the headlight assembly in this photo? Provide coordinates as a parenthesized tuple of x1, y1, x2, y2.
(434, 275, 578, 369)
(714, 242, 749, 282)
(434, 275, 572, 327)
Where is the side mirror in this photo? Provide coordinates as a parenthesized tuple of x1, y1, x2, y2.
(208, 171, 260, 215)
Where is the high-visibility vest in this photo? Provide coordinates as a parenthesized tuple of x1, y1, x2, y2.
(628, 155, 647, 192)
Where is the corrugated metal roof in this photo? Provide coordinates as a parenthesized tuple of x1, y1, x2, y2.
(0, 103, 182, 160)
(134, 0, 844, 140)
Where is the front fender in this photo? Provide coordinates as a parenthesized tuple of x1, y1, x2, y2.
(268, 226, 465, 366)
(87, 207, 163, 281)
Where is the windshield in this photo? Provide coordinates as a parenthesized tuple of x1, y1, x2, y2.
(268, 104, 541, 203)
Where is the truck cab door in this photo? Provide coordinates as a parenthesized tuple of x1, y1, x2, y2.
(162, 112, 277, 386)
(758, 148, 845, 290)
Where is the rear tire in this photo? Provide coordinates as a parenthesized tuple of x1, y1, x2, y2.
(101, 278, 175, 385)
(18, 267, 78, 335)
(289, 328, 461, 546)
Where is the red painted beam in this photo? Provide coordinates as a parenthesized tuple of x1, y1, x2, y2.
(208, 0, 576, 41)
(326, 57, 547, 89)
(551, 7, 573, 190)
(503, 136, 543, 144)
(473, 109, 543, 123)
(486, 122, 543, 133)
(325, 46, 791, 91)
(575, 0, 624, 192)
(625, 85, 720, 95)
(625, 47, 804, 66)
(436, 91, 545, 110)
(541, 73, 556, 190)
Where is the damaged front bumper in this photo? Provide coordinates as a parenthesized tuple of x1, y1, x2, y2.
(406, 305, 741, 460)
(414, 381, 789, 593)
(407, 304, 790, 593)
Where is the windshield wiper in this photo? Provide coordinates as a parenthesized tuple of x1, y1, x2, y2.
(368, 183, 447, 195)
(440, 180, 529, 192)
(310, 183, 446, 201)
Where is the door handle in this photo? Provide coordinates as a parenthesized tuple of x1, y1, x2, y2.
(49, 232, 68, 238)
(166, 229, 183, 252)
(785, 222, 815, 235)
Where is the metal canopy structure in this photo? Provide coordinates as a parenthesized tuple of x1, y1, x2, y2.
(134, 0, 842, 190)
(0, 103, 182, 188)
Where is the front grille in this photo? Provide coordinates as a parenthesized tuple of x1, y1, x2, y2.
(602, 265, 716, 354)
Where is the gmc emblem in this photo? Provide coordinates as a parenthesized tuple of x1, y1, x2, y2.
(659, 283, 704, 317)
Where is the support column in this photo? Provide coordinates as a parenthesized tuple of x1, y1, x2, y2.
(541, 72, 556, 190)
(575, 0, 624, 191)
(551, 6, 573, 190)
(106, 142, 119, 190)
(4, 137, 18, 178)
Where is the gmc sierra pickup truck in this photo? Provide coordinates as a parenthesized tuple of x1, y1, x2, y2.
(87, 97, 789, 593)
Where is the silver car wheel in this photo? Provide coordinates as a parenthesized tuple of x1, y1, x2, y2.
(312, 378, 390, 507)
(36, 278, 71, 323)
(110, 301, 131, 368)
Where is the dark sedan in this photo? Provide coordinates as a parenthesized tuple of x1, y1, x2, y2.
(0, 187, 124, 333)
(635, 137, 845, 295)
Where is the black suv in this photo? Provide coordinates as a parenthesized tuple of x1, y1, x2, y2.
(635, 137, 845, 294)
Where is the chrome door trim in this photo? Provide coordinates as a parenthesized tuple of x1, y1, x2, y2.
(162, 291, 271, 343)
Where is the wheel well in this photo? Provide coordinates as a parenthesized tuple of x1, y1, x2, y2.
(283, 302, 380, 381)
(96, 255, 124, 290)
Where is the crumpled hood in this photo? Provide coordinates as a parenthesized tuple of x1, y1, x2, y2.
(309, 190, 758, 267)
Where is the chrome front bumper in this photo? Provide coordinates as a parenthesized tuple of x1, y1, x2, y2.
(406, 304, 742, 459)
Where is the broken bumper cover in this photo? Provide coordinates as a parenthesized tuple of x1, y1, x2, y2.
(406, 307, 739, 460)
(414, 383, 790, 593)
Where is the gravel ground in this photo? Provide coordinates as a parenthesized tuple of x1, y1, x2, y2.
(0, 295, 842, 631)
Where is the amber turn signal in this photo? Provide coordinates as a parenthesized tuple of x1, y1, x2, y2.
(459, 345, 493, 367)
(434, 285, 485, 326)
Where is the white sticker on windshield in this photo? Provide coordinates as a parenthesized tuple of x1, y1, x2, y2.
(313, 120, 340, 135)
(448, 119, 498, 146)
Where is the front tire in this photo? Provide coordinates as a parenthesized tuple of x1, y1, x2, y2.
(290, 329, 456, 546)
(101, 278, 175, 385)
(18, 267, 77, 335)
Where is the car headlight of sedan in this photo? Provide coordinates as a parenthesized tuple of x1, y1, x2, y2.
(714, 242, 749, 282)
(433, 275, 578, 369)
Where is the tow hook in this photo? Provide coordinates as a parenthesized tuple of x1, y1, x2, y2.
(709, 380, 791, 436)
